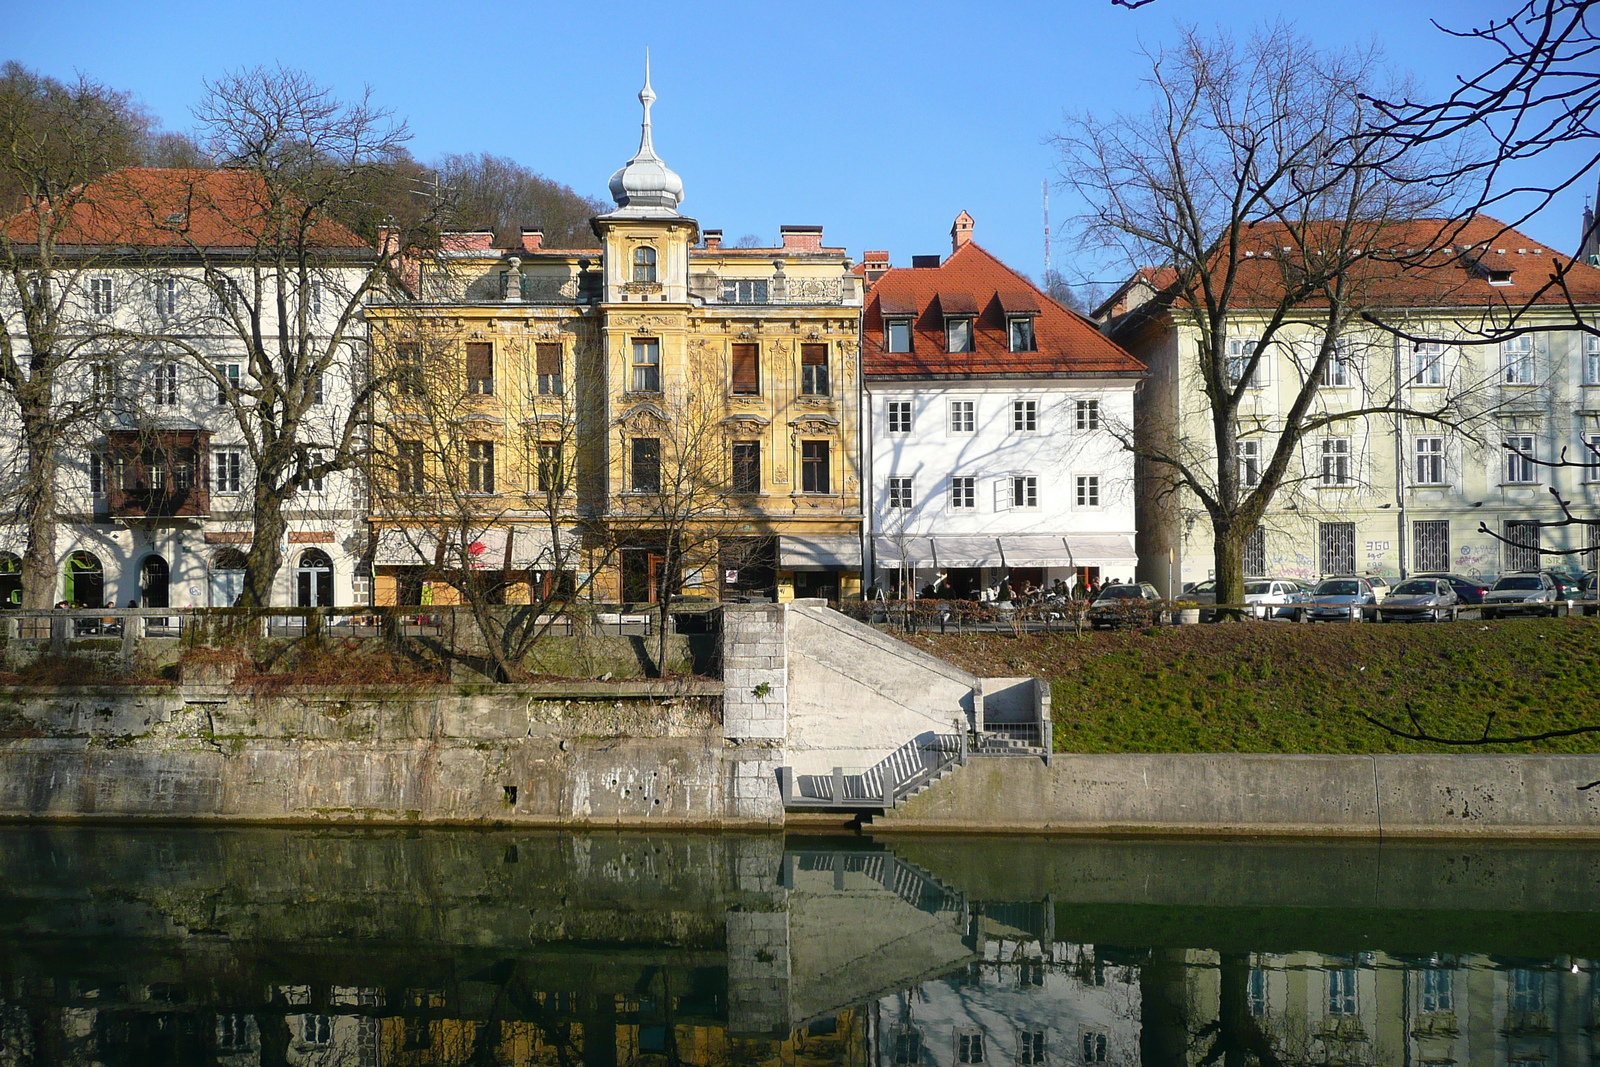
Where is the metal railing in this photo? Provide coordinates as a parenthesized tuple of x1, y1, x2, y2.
(780, 732, 966, 811)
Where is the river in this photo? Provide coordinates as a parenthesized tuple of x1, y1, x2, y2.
(0, 827, 1594, 1065)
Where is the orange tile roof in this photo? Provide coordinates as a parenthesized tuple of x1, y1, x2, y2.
(3, 167, 369, 252)
(862, 241, 1146, 378)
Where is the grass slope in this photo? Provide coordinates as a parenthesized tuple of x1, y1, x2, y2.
(914, 617, 1600, 754)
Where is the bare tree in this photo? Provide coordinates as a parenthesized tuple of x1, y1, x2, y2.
(1058, 25, 1476, 611)
(0, 64, 153, 606)
(123, 66, 444, 607)
(433, 153, 607, 249)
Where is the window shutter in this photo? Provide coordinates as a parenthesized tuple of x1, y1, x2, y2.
(994, 479, 1010, 511)
(465, 342, 493, 380)
(801, 343, 826, 367)
(535, 343, 561, 376)
(731, 344, 759, 394)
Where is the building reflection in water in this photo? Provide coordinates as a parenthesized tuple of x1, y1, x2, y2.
(0, 829, 1594, 1065)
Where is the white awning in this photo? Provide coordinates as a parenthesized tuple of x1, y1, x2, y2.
(372, 526, 575, 569)
(872, 533, 1136, 569)
(779, 534, 862, 570)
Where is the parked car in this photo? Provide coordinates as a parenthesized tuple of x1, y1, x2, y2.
(1379, 577, 1461, 622)
(1545, 569, 1584, 601)
(1304, 576, 1379, 622)
(1364, 574, 1392, 603)
(1481, 572, 1558, 618)
(1243, 578, 1308, 621)
(1183, 578, 1217, 622)
(1413, 573, 1490, 606)
(1087, 583, 1165, 629)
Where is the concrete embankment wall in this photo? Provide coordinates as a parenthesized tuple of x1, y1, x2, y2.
(876, 753, 1600, 837)
(0, 683, 774, 827)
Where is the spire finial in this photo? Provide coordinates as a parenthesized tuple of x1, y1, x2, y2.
(639, 50, 656, 139)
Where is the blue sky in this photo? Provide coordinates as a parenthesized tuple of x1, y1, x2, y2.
(6, 0, 1588, 293)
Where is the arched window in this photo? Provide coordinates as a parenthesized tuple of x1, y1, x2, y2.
(295, 548, 334, 608)
(632, 245, 657, 283)
(209, 548, 248, 607)
(64, 551, 104, 608)
(138, 554, 170, 609)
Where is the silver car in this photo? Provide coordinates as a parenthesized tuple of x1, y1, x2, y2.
(1305, 577, 1378, 622)
(1380, 577, 1460, 622)
(1243, 578, 1307, 620)
(1481, 572, 1557, 618)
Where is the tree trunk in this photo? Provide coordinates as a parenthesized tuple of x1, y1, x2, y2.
(19, 402, 58, 608)
(240, 481, 288, 608)
(1212, 522, 1247, 621)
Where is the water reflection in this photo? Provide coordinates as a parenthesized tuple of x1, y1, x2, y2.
(0, 828, 1595, 1065)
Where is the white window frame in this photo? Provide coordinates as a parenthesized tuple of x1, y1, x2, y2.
(721, 279, 769, 304)
(887, 476, 913, 510)
(303, 448, 325, 494)
(1420, 969, 1453, 1015)
(1585, 332, 1600, 385)
(1327, 969, 1358, 1016)
(1003, 475, 1039, 510)
(152, 363, 178, 406)
(948, 399, 976, 435)
(215, 450, 243, 493)
(1502, 335, 1535, 385)
(946, 317, 974, 354)
(1583, 433, 1600, 482)
(956, 1032, 985, 1065)
(1011, 398, 1039, 434)
(1319, 438, 1352, 487)
(88, 452, 106, 495)
(1319, 339, 1354, 387)
(1008, 316, 1036, 353)
(885, 318, 913, 353)
(1074, 398, 1100, 431)
(1413, 342, 1444, 386)
(949, 475, 976, 510)
(88, 276, 115, 315)
(1414, 436, 1445, 485)
(1017, 1031, 1046, 1066)
(1237, 439, 1261, 488)
(467, 440, 496, 494)
(1224, 337, 1261, 388)
(216, 362, 240, 404)
(887, 400, 914, 435)
(89, 360, 116, 404)
(152, 276, 178, 317)
(1075, 475, 1100, 508)
(1504, 435, 1536, 483)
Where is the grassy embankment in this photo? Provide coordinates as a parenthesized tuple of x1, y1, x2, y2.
(914, 616, 1600, 754)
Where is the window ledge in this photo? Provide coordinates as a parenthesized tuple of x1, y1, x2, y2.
(1313, 483, 1356, 490)
(1499, 482, 1542, 488)
(1409, 483, 1452, 489)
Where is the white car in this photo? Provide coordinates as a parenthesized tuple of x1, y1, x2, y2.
(1243, 578, 1307, 620)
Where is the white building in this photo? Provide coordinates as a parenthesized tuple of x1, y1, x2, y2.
(0, 167, 373, 608)
(862, 214, 1145, 599)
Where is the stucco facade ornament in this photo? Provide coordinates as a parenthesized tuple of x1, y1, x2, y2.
(789, 415, 840, 436)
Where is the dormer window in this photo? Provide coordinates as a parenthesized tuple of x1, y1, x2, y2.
(945, 317, 974, 353)
(1008, 316, 1036, 353)
(722, 279, 768, 304)
(886, 319, 913, 353)
(632, 246, 657, 283)
(1486, 268, 1513, 286)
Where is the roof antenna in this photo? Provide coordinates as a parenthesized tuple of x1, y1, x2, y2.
(1043, 180, 1052, 287)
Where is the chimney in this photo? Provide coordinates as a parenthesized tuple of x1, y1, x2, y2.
(704, 229, 723, 250)
(780, 225, 824, 253)
(951, 210, 975, 252)
(520, 228, 544, 252)
(861, 250, 891, 285)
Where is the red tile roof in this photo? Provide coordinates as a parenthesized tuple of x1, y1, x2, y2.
(862, 241, 1145, 378)
(3, 167, 369, 252)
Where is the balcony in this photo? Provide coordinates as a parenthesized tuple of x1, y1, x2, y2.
(105, 429, 211, 519)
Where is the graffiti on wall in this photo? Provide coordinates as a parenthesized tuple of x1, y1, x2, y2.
(1455, 543, 1493, 578)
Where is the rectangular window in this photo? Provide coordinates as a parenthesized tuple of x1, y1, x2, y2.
(800, 343, 830, 396)
(467, 440, 495, 493)
(1011, 399, 1038, 433)
(395, 343, 424, 396)
(90, 361, 116, 404)
(89, 276, 115, 315)
(888, 476, 913, 509)
(1080, 1033, 1107, 1064)
(1585, 332, 1600, 385)
(1320, 522, 1356, 574)
(535, 442, 565, 494)
(1413, 342, 1444, 386)
(308, 281, 322, 317)
(892, 1031, 922, 1066)
(801, 440, 831, 493)
(1327, 969, 1358, 1016)
(465, 342, 494, 395)
(397, 441, 423, 493)
(214, 450, 243, 493)
(1414, 520, 1450, 573)
(1009, 475, 1039, 509)
(1505, 520, 1541, 572)
(88, 452, 105, 494)
(721, 279, 768, 304)
(216, 363, 240, 404)
(1244, 526, 1266, 577)
(949, 475, 975, 510)
(1225, 337, 1259, 387)
(632, 338, 661, 392)
(1509, 969, 1545, 1014)
(1420, 969, 1453, 1014)
(536, 343, 563, 396)
(949, 400, 976, 434)
(1075, 399, 1100, 431)
(303, 449, 324, 493)
(1247, 968, 1268, 1018)
(1320, 438, 1352, 486)
(886, 319, 912, 353)
(1075, 475, 1100, 507)
(1322, 341, 1352, 387)
(1237, 439, 1261, 488)
(153, 277, 178, 316)
(1009, 317, 1036, 352)
(1017, 1032, 1045, 1066)
(302, 1015, 331, 1046)
(1504, 435, 1536, 483)
(310, 372, 324, 406)
(887, 400, 913, 434)
(1583, 433, 1600, 481)
(946, 318, 974, 353)
(631, 437, 661, 493)
(957, 1033, 984, 1064)
(731, 343, 760, 395)
(1502, 335, 1534, 384)
(731, 441, 760, 494)
(1414, 436, 1445, 484)
(152, 363, 178, 406)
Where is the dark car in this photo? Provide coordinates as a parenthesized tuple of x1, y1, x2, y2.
(1087, 583, 1164, 629)
(1413, 573, 1490, 606)
(1182, 578, 1218, 621)
(1545, 569, 1584, 601)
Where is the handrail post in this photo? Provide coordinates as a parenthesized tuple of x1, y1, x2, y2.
(832, 766, 846, 805)
(883, 765, 895, 808)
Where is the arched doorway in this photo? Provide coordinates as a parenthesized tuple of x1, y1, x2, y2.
(139, 554, 170, 608)
(210, 548, 247, 607)
(0, 554, 20, 608)
(295, 548, 334, 607)
(64, 551, 104, 608)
